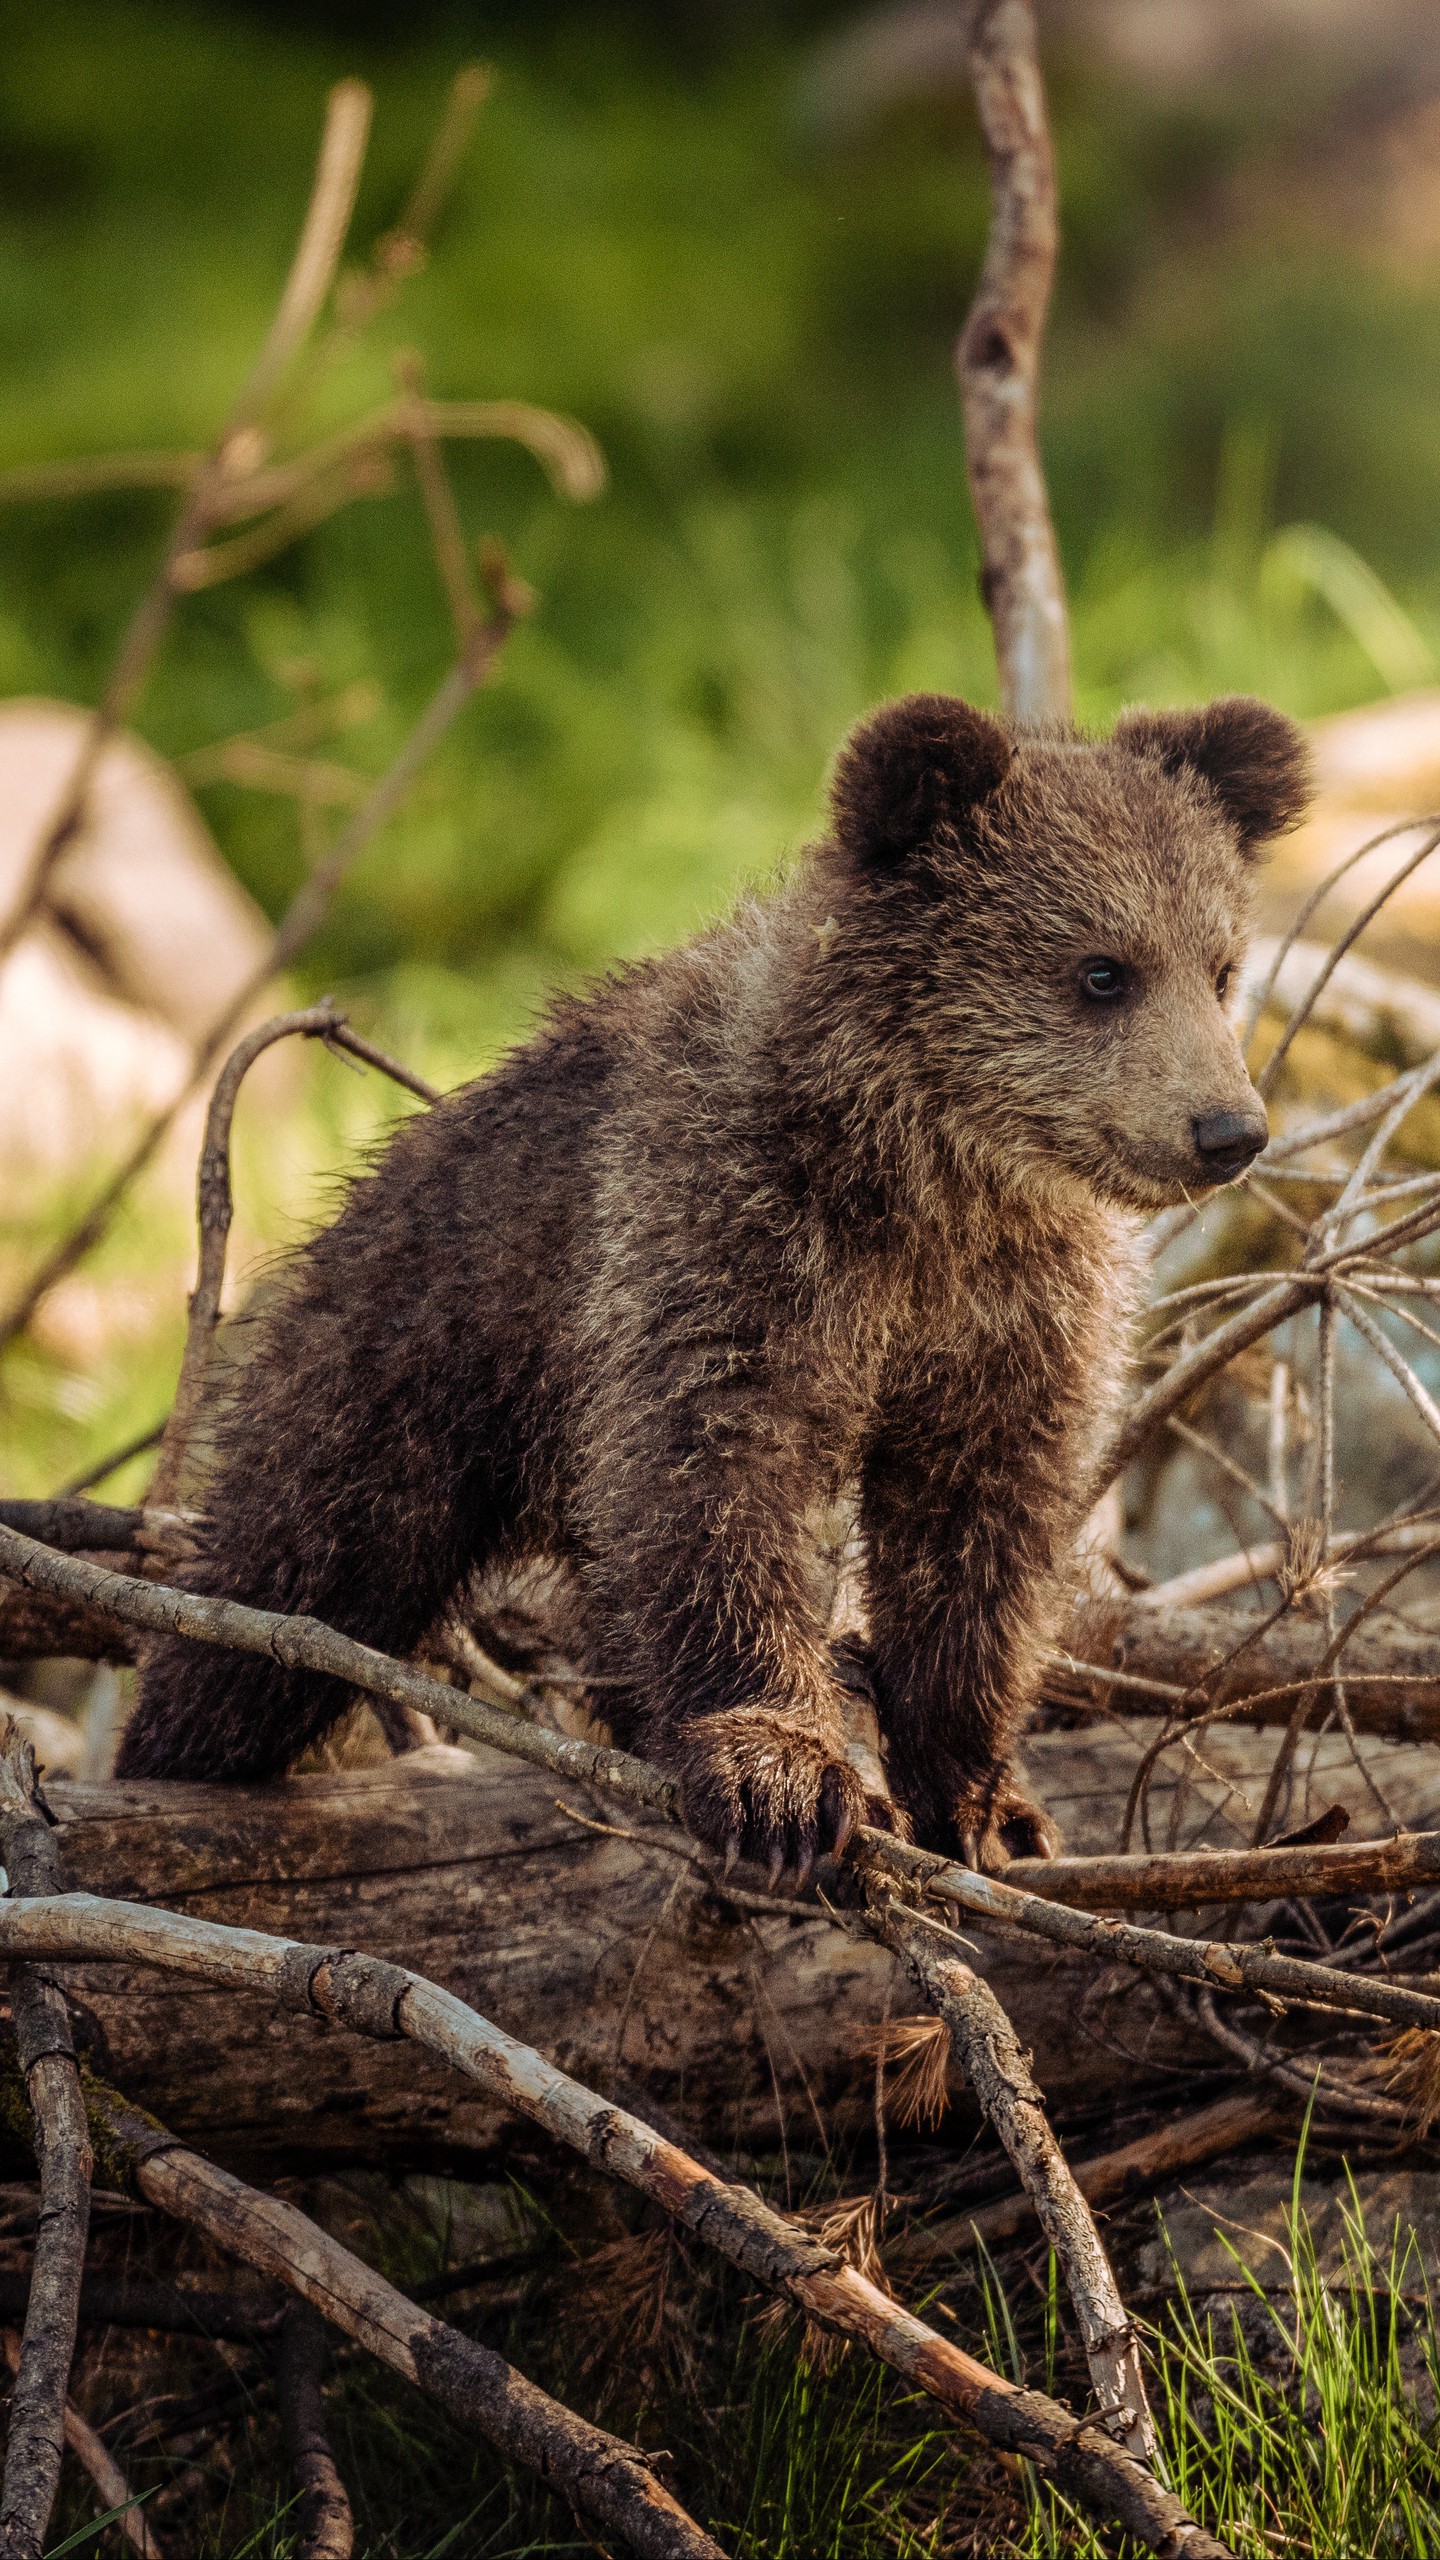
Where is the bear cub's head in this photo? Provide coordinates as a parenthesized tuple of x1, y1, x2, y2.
(824, 691, 1311, 1210)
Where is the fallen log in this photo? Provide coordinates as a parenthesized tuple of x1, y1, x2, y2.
(12, 1709, 1440, 2175)
(26, 1745, 900, 2173)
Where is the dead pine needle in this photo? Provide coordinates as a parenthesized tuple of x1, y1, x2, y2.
(757, 2194, 893, 2373)
(861, 2013, 953, 2133)
(1383, 2027, 1440, 2137)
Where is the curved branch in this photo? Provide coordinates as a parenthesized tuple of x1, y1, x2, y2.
(148, 1005, 343, 1510)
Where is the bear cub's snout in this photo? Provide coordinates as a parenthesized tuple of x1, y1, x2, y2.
(1192, 1104, 1268, 1179)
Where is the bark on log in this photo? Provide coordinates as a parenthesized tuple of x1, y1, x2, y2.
(13, 1718, 1440, 2175)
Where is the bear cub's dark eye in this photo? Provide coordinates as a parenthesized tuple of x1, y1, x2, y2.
(1079, 957, 1130, 1002)
(1216, 964, 1232, 1000)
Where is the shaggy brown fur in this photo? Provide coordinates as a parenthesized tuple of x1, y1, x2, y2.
(118, 691, 1310, 1871)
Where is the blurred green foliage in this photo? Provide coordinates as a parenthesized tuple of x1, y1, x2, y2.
(7, 0, 1440, 1497)
(6, 0, 1440, 1060)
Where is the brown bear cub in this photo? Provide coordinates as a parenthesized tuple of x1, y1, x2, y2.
(118, 692, 1309, 1872)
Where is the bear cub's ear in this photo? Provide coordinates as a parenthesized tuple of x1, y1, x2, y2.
(1113, 695, 1312, 853)
(830, 693, 1012, 870)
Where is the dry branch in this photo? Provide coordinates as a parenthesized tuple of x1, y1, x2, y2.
(143, 1002, 438, 1512)
(1004, 1827, 1440, 1912)
(275, 2303, 355, 2560)
(147, 1003, 343, 1509)
(0, 1733, 91, 2560)
(71, 2080, 726, 2560)
(0, 606, 520, 1356)
(862, 1838, 1440, 2035)
(878, 1900, 1155, 2461)
(0, 81, 373, 972)
(957, 0, 1070, 719)
(0, 1522, 674, 1810)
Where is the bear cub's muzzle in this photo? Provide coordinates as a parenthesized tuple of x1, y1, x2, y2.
(1191, 1104, 1268, 1181)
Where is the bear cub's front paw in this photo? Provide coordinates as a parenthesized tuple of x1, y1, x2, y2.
(952, 1769, 1060, 1873)
(673, 1706, 894, 1888)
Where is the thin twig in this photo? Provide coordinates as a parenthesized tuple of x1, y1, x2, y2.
(54, 1425, 167, 1501)
(1255, 827, 1440, 1098)
(1249, 1532, 1440, 1847)
(147, 1005, 343, 1510)
(225, 82, 373, 434)
(395, 352, 483, 654)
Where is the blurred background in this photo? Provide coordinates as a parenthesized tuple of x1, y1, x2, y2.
(7, 0, 1440, 1496)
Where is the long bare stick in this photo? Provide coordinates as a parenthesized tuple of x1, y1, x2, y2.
(73, 2082, 725, 2560)
(1003, 1827, 1440, 1912)
(0, 1733, 91, 2560)
(957, 0, 1070, 720)
(0, 1520, 676, 1810)
(878, 1900, 1156, 2461)
(0, 1895, 1228, 2555)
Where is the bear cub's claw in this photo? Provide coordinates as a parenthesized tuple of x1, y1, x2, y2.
(674, 1706, 894, 1888)
(954, 1771, 1060, 1874)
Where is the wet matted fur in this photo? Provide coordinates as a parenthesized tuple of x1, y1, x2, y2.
(119, 691, 1310, 1870)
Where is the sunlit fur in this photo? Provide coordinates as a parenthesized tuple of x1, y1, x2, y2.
(119, 690, 1310, 1869)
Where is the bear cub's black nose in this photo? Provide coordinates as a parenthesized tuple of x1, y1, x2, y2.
(1192, 1107, 1268, 1173)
